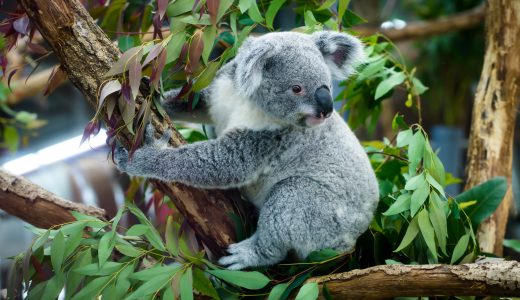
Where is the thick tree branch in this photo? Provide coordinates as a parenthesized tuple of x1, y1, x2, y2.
(307, 261, 520, 298)
(0, 169, 107, 228)
(465, 0, 520, 255)
(354, 4, 485, 42)
(18, 0, 244, 256)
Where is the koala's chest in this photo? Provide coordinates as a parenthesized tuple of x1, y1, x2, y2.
(208, 76, 281, 135)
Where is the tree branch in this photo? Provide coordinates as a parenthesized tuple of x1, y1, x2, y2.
(307, 261, 520, 298)
(353, 4, 485, 42)
(0, 169, 107, 228)
(17, 0, 244, 256)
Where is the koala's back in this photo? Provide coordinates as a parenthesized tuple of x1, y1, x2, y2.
(242, 113, 379, 235)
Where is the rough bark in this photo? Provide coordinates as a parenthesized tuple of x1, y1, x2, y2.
(17, 0, 243, 257)
(0, 169, 107, 228)
(307, 261, 520, 299)
(465, 0, 520, 255)
(354, 4, 485, 42)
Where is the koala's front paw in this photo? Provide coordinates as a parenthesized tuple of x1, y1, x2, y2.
(218, 239, 259, 270)
(114, 146, 129, 172)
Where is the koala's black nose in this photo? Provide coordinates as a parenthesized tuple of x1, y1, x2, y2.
(314, 86, 333, 118)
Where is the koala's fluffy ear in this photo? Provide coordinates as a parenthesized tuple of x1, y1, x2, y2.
(312, 31, 366, 80)
(234, 37, 277, 97)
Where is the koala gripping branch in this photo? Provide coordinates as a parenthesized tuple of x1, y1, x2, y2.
(18, 0, 243, 256)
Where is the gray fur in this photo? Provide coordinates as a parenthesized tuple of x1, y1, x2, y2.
(115, 31, 379, 270)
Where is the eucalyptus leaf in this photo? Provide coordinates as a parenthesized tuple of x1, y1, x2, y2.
(451, 234, 470, 264)
(395, 216, 419, 252)
(418, 209, 438, 262)
(374, 72, 405, 100)
(295, 282, 319, 300)
(50, 231, 65, 274)
(455, 177, 507, 226)
(207, 269, 270, 290)
(180, 267, 194, 300)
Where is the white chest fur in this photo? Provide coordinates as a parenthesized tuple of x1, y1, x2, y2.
(208, 76, 282, 135)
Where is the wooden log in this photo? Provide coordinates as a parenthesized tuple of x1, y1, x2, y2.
(308, 261, 520, 299)
(0, 169, 106, 228)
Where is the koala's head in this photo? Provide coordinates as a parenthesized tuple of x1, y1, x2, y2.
(233, 31, 365, 127)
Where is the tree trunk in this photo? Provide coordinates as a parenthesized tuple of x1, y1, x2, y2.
(17, 0, 244, 257)
(465, 0, 520, 255)
(307, 261, 520, 299)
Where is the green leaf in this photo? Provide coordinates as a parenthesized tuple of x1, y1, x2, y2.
(304, 11, 318, 28)
(166, 32, 187, 64)
(65, 250, 92, 299)
(144, 228, 166, 252)
(238, 0, 253, 13)
(98, 233, 114, 267)
(165, 216, 179, 256)
(129, 265, 182, 281)
(268, 283, 289, 300)
(74, 262, 123, 276)
(423, 144, 446, 187)
(180, 267, 194, 300)
(167, 0, 193, 17)
(396, 128, 413, 147)
(51, 231, 65, 273)
(193, 62, 220, 92)
(126, 224, 149, 236)
(357, 58, 386, 81)
(374, 72, 405, 100)
(405, 173, 426, 190)
(207, 269, 270, 290)
(410, 182, 429, 217)
(118, 35, 139, 52)
(503, 239, 520, 253)
(201, 26, 217, 64)
(412, 77, 428, 95)
(125, 274, 173, 300)
(305, 249, 339, 262)
(455, 177, 507, 226)
(316, 0, 336, 11)
(429, 193, 448, 255)
(32, 230, 50, 251)
(265, 0, 286, 29)
(337, 0, 350, 23)
(115, 243, 142, 257)
(193, 268, 219, 299)
(248, 1, 264, 23)
(295, 282, 319, 300)
(408, 131, 425, 172)
(451, 234, 470, 264)
(42, 273, 65, 300)
(383, 193, 411, 216)
(217, 0, 234, 21)
(4, 126, 19, 152)
(418, 209, 437, 262)
(64, 223, 86, 258)
(71, 276, 112, 300)
(395, 216, 419, 252)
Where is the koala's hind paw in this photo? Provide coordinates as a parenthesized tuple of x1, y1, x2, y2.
(113, 146, 129, 172)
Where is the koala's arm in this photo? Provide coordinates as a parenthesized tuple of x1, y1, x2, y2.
(115, 127, 280, 189)
(160, 88, 213, 124)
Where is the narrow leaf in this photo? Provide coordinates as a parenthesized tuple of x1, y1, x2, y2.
(98, 80, 121, 109)
(418, 209, 438, 261)
(207, 269, 270, 289)
(51, 231, 65, 273)
(295, 282, 319, 300)
(395, 216, 419, 252)
(451, 234, 470, 264)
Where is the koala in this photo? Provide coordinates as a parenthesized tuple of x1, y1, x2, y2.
(115, 31, 379, 270)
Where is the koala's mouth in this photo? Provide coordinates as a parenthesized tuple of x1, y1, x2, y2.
(304, 113, 331, 127)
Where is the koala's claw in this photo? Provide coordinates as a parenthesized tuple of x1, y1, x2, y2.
(113, 146, 129, 172)
(144, 124, 172, 146)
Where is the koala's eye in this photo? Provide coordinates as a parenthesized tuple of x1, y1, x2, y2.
(291, 85, 303, 94)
